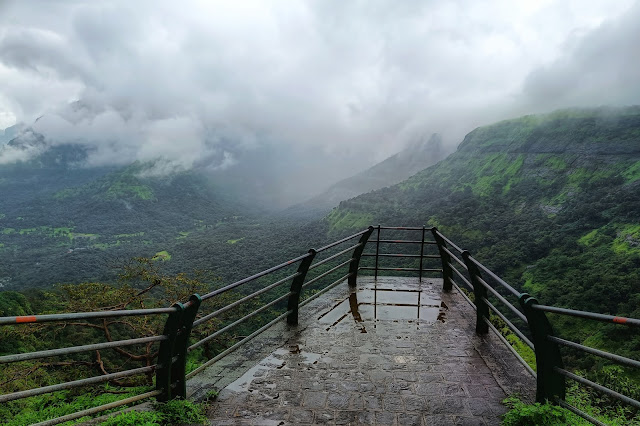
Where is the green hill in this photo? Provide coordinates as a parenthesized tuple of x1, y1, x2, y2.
(0, 148, 269, 289)
(327, 106, 640, 325)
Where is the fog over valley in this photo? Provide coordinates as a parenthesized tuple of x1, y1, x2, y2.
(1, 0, 640, 205)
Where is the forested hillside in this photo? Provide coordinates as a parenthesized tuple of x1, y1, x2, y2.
(326, 107, 640, 353)
(0, 143, 279, 289)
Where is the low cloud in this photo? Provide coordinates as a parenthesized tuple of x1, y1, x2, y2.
(0, 0, 639, 182)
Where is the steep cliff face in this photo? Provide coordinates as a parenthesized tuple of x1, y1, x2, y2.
(326, 107, 640, 324)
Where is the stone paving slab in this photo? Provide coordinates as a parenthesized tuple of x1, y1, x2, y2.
(188, 276, 535, 425)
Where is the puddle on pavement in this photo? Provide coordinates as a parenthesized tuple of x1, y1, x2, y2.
(318, 283, 447, 330)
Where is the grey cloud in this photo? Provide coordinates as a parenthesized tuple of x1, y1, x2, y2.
(0, 0, 639, 191)
(522, 2, 640, 110)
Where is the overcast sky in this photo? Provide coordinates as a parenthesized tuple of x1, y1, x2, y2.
(1, 0, 639, 175)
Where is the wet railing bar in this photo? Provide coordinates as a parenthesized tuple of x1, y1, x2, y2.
(369, 239, 437, 245)
(434, 230, 464, 254)
(467, 255, 521, 298)
(33, 389, 164, 426)
(309, 243, 360, 270)
(378, 226, 426, 230)
(315, 229, 370, 253)
(443, 247, 467, 269)
(193, 272, 299, 327)
(449, 263, 473, 289)
(532, 305, 640, 327)
(548, 336, 640, 369)
(303, 259, 354, 288)
(555, 367, 640, 409)
(0, 365, 156, 404)
(477, 276, 527, 323)
(189, 292, 292, 351)
(200, 253, 311, 301)
(362, 253, 425, 258)
(300, 273, 353, 308)
(482, 297, 533, 348)
(0, 335, 168, 365)
(0, 308, 176, 326)
(186, 310, 293, 379)
(554, 399, 607, 426)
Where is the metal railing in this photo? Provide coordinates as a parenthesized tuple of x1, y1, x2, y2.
(428, 228, 640, 425)
(1, 225, 638, 425)
(0, 227, 374, 425)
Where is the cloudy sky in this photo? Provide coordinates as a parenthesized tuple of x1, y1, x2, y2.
(0, 0, 639, 177)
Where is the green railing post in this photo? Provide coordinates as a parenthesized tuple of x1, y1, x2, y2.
(374, 225, 381, 280)
(419, 226, 426, 282)
(462, 251, 489, 334)
(519, 293, 565, 404)
(287, 249, 317, 325)
(349, 226, 375, 286)
(156, 294, 201, 401)
(432, 227, 453, 292)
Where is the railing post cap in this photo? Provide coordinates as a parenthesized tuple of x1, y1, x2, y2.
(172, 302, 186, 311)
(520, 294, 539, 308)
(308, 248, 317, 254)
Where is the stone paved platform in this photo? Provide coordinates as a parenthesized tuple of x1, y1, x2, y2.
(188, 276, 535, 425)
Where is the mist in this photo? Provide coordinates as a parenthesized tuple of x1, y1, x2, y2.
(1, 0, 639, 205)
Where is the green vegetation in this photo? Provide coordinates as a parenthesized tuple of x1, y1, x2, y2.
(326, 209, 373, 232)
(502, 396, 570, 425)
(328, 107, 640, 422)
(152, 251, 171, 261)
(226, 238, 244, 244)
(101, 400, 207, 426)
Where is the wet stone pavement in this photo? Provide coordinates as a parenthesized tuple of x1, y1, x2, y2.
(188, 277, 535, 425)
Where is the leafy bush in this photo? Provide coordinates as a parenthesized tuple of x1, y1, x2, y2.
(100, 399, 207, 426)
(100, 410, 163, 426)
(502, 396, 569, 425)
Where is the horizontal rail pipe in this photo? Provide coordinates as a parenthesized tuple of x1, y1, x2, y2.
(378, 226, 427, 230)
(309, 243, 361, 270)
(555, 367, 640, 409)
(200, 253, 311, 301)
(33, 389, 163, 426)
(369, 239, 436, 245)
(360, 267, 442, 273)
(187, 310, 293, 379)
(554, 399, 607, 426)
(532, 305, 640, 327)
(0, 308, 176, 326)
(449, 264, 473, 289)
(0, 335, 168, 365)
(477, 276, 528, 323)
(548, 336, 640, 369)
(315, 229, 370, 253)
(466, 255, 521, 298)
(193, 272, 298, 327)
(0, 365, 156, 403)
(483, 298, 533, 348)
(444, 248, 467, 269)
(299, 273, 353, 308)
(189, 292, 292, 351)
(452, 280, 536, 378)
(434, 230, 465, 253)
(303, 259, 353, 289)
(362, 253, 440, 259)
